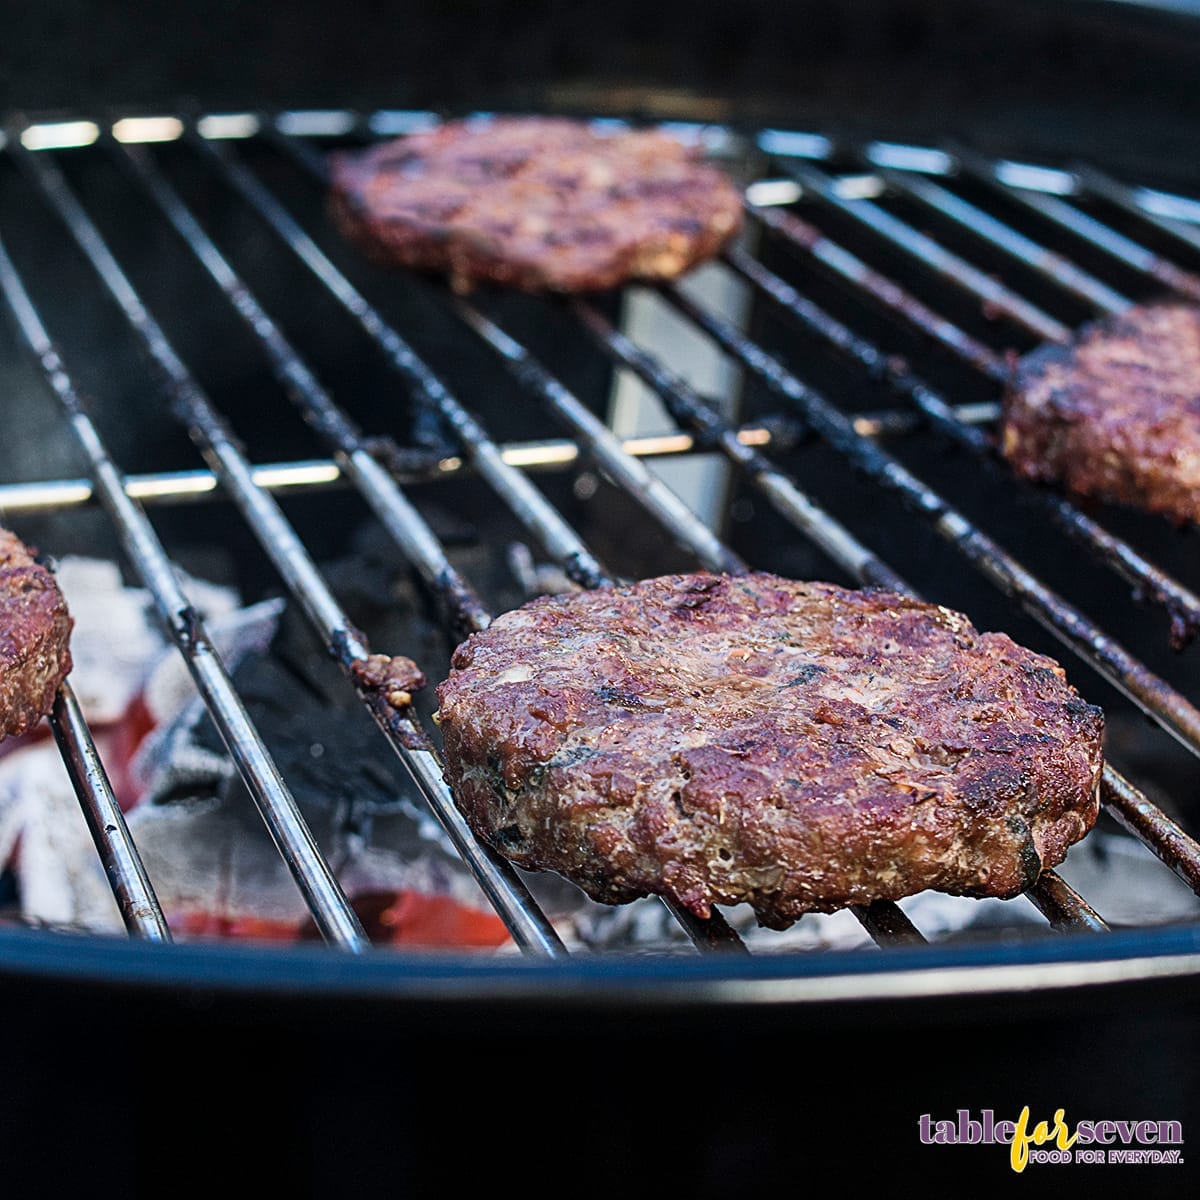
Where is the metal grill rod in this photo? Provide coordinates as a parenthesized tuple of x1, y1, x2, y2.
(748, 201, 1008, 380)
(657, 283, 1200, 898)
(451, 296, 747, 577)
(48, 682, 171, 940)
(776, 159, 1072, 343)
(1026, 872, 1108, 934)
(852, 900, 927, 945)
(111, 132, 740, 953)
(0, 406, 1005, 514)
(871, 167, 1132, 315)
(0, 229, 368, 952)
(732, 213, 1200, 648)
(1073, 162, 1200, 257)
(17, 137, 569, 958)
(569, 299, 1104, 933)
(949, 143, 1200, 304)
(0, 460, 346, 511)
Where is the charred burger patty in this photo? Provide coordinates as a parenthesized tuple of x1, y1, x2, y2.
(0, 528, 72, 739)
(1003, 302, 1200, 526)
(435, 573, 1104, 929)
(328, 116, 744, 294)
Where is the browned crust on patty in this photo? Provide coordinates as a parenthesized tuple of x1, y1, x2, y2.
(328, 116, 744, 294)
(0, 529, 72, 739)
(435, 573, 1104, 929)
(1002, 302, 1200, 525)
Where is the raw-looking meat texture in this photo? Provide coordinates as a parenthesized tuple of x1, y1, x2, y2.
(435, 573, 1104, 929)
(328, 116, 744, 294)
(0, 529, 72, 739)
(1003, 302, 1200, 525)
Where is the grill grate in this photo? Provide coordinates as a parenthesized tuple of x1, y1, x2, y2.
(1, 108, 1199, 973)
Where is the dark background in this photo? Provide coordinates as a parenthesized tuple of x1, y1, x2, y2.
(3, 0, 1200, 185)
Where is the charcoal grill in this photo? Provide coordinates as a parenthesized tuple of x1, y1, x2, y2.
(4, 26, 1200, 1188)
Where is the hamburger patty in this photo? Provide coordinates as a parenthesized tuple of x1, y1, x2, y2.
(435, 573, 1104, 929)
(0, 528, 72, 739)
(1002, 302, 1200, 525)
(328, 116, 744, 294)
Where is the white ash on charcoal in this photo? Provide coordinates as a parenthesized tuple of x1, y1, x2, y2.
(0, 743, 123, 933)
(0, 556, 254, 933)
(0, 553, 247, 746)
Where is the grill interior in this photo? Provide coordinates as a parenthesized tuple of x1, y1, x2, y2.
(2, 106, 1200, 982)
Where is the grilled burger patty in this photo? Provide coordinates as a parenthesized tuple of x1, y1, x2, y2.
(1003, 302, 1200, 525)
(0, 528, 72, 739)
(328, 116, 744, 294)
(436, 573, 1104, 928)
